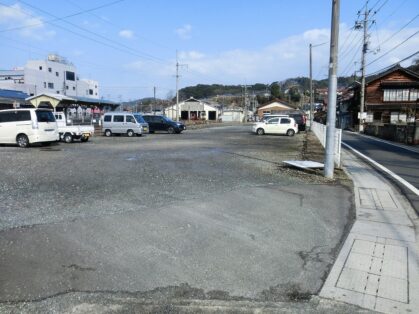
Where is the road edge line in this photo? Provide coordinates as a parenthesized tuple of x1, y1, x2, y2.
(342, 142, 419, 197)
(344, 131, 419, 154)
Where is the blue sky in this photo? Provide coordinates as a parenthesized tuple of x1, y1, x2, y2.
(0, 0, 418, 100)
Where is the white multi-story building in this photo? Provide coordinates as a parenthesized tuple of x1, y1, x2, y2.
(0, 54, 99, 99)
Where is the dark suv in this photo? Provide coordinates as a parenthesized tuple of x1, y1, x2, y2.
(142, 115, 186, 134)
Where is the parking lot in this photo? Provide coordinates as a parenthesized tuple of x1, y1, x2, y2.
(0, 126, 354, 309)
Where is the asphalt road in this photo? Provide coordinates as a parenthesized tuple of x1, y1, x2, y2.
(0, 126, 355, 312)
(342, 132, 419, 212)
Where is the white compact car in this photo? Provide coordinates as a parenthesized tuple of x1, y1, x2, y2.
(252, 116, 298, 136)
(0, 108, 59, 147)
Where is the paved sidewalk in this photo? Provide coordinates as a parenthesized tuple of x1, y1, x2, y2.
(320, 149, 419, 313)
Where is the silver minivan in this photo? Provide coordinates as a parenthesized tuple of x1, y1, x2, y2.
(102, 112, 143, 137)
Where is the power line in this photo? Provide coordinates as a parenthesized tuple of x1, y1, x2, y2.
(370, 0, 389, 17)
(63, 0, 171, 50)
(339, 32, 362, 59)
(377, 0, 408, 26)
(366, 50, 419, 76)
(369, 0, 383, 11)
(370, 13, 419, 53)
(0, 2, 167, 64)
(0, 0, 125, 33)
(19, 0, 167, 64)
(367, 29, 419, 66)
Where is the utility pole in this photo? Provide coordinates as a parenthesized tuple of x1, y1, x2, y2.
(176, 52, 179, 121)
(309, 41, 328, 130)
(175, 51, 187, 122)
(152, 86, 156, 114)
(242, 85, 250, 123)
(359, 1, 369, 132)
(324, 0, 340, 179)
(309, 43, 313, 130)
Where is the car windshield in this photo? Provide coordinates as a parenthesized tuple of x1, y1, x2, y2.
(35, 110, 55, 123)
(133, 114, 145, 123)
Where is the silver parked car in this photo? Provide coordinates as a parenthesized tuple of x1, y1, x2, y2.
(102, 112, 143, 137)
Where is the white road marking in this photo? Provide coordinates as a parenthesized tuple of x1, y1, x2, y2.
(342, 142, 419, 197)
(344, 131, 419, 154)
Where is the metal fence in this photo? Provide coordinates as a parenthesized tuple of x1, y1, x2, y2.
(311, 121, 342, 167)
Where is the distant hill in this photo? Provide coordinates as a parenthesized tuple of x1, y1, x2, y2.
(178, 83, 268, 99)
(177, 77, 356, 104)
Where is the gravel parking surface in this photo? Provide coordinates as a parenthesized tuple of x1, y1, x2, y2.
(0, 126, 355, 311)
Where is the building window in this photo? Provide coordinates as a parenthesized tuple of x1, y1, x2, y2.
(410, 89, 419, 101)
(383, 89, 410, 101)
(95, 85, 97, 88)
(373, 112, 382, 121)
(39, 66, 42, 70)
(95, 93, 97, 96)
(89, 89, 93, 95)
(43, 82, 46, 88)
(73, 86, 76, 91)
(56, 72, 59, 77)
(48, 67, 52, 72)
(66, 85, 69, 90)
(48, 82, 54, 89)
(56, 91, 60, 94)
(65, 71, 75, 81)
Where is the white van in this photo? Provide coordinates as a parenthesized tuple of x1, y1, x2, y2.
(0, 108, 59, 148)
(102, 112, 143, 137)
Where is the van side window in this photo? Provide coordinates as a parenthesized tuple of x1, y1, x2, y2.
(126, 116, 135, 123)
(104, 115, 111, 122)
(113, 115, 124, 122)
(16, 111, 31, 121)
(0, 112, 16, 123)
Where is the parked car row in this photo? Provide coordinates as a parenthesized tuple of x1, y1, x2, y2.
(0, 108, 187, 148)
(102, 112, 186, 137)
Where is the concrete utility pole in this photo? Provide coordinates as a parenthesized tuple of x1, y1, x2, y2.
(175, 51, 188, 122)
(242, 85, 250, 123)
(324, 0, 340, 179)
(359, 1, 369, 132)
(309, 41, 328, 130)
(152, 86, 156, 114)
(309, 43, 313, 130)
(176, 52, 179, 122)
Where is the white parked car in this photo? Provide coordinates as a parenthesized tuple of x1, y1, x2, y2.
(0, 108, 59, 147)
(252, 116, 298, 136)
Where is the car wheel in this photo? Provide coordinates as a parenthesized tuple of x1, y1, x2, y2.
(168, 127, 175, 134)
(256, 128, 265, 135)
(16, 134, 29, 148)
(127, 129, 134, 137)
(64, 133, 73, 143)
(287, 129, 295, 137)
(105, 129, 112, 137)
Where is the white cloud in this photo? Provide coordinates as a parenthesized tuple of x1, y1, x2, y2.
(121, 24, 419, 98)
(175, 24, 192, 40)
(119, 29, 134, 39)
(0, 4, 54, 40)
